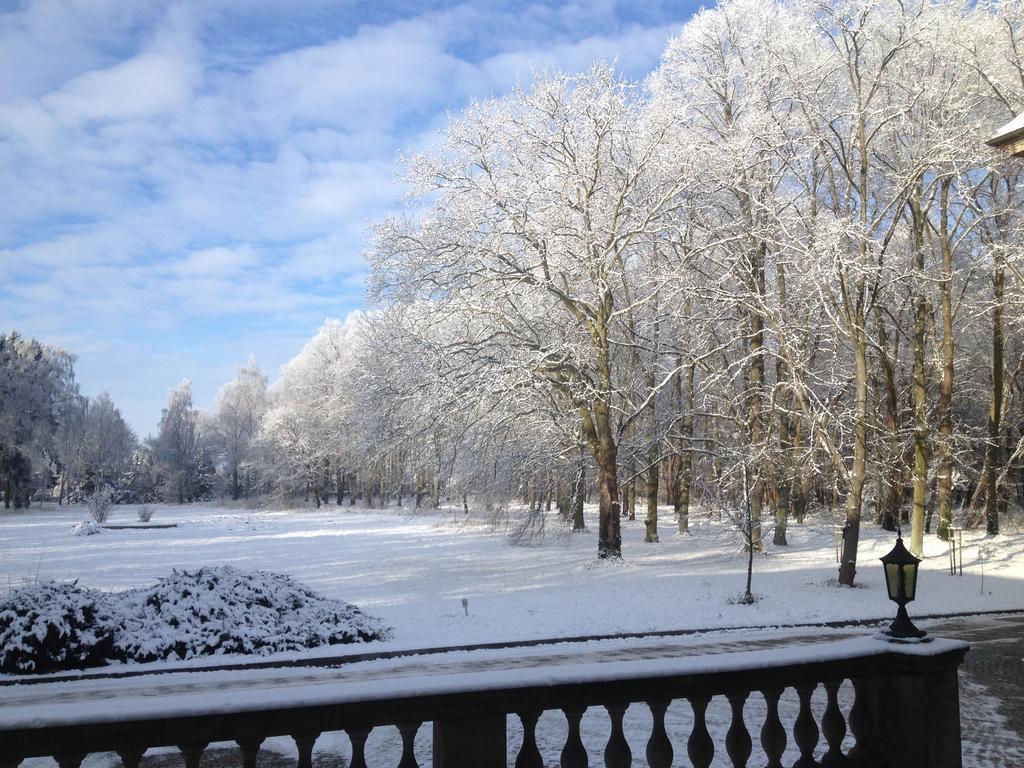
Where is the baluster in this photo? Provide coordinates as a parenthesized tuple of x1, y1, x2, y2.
(847, 678, 880, 768)
(645, 699, 672, 768)
(292, 731, 319, 768)
(760, 688, 787, 768)
(687, 695, 714, 768)
(725, 692, 752, 767)
(346, 726, 372, 768)
(604, 703, 631, 768)
(236, 736, 263, 768)
(820, 681, 850, 767)
(792, 684, 820, 768)
(561, 706, 589, 768)
(54, 753, 86, 768)
(516, 710, 543, 768)
(397, 721, 422, 768)
(178, 741, 208, 768)
(117, 749, 147, 768)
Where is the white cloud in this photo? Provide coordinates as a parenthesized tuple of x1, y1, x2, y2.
(0, 101, 62, 156)
(478, 24, 679, 89)
(0, 0, 693, 435)
(247, 15, 480, 131)
(170, 245, 260, 278)
(44, 50, 199, 124)
(1, 228, 146, 273)
(43, 6, 201, 126)
(281, 231, 368, 281)
(0, 0, 163, 100)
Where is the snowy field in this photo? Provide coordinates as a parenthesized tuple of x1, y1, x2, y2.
(2, 502, 1023, 767)
(2, 501, 1022, 655)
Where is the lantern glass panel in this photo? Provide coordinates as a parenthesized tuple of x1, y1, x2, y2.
(903, 561, 918, 601)
(885, 562, 901, 600)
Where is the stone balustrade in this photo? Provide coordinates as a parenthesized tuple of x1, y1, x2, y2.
(0, 636, 968, 768)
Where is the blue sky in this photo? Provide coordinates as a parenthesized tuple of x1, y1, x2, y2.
(0, 0, 701, 436)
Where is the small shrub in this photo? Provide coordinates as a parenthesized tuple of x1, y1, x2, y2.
(70, 521, 104, 536)
(86, 488, 114, 523)
(137, 505, 154, 523)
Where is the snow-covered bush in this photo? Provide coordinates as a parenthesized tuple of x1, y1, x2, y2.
(0, 567, 390, 673)
(70, 520, 104, 536)
(86, 488, 114, 523)
(0, 582, 116, 673)
(115, 566, 389, 661)
(136, 505, 154, 522)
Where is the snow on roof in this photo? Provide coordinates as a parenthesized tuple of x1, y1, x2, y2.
(988, 113, 1024, 146)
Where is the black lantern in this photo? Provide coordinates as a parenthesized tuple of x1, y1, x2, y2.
(879, 533, 926, 639)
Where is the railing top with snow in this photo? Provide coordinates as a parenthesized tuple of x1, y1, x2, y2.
(0, 635, 969, 768)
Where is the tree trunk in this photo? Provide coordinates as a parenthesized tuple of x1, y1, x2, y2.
(586, 396, 621, 559)
(936, 180, 954, 541)
(644, 313, 660, 543)
(743, 465, 755, 603)
(875, 308, 902, 532)
(675, 358, 694, 534)
(790, 409, 810, 524)
(774, 406, 791, 547)
(985, 253, 1005, 535)
(838, 321, 869, 586)
(746, 241, 767, 552)
(645, 450, 659, 543)
(909, 193, 928, 558)
(571, 461, 586, 532)
(837, 100, 878, 587)
(596, 452, 621, 558)
(774, 264, 792, 547)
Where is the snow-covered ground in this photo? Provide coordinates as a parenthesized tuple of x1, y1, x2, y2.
(2, 502, 1023, 767)
(2, 501, 1021, 657)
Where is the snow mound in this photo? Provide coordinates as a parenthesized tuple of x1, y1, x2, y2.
(0, 582, 116, 673)
(116, 566, 391, 662)
(69, 521, 104, 536)
(0, 567, 390, 674)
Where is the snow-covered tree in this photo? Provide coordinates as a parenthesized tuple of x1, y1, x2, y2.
(259, 317, 364, 506)
(78, 392, 136, 495)
(369, 66, 692, 559)
(151, 381, 211, 503)
(0, 332, 76, 507)
(210, 362, 268, 500)
(183, 0, 1024, 579)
